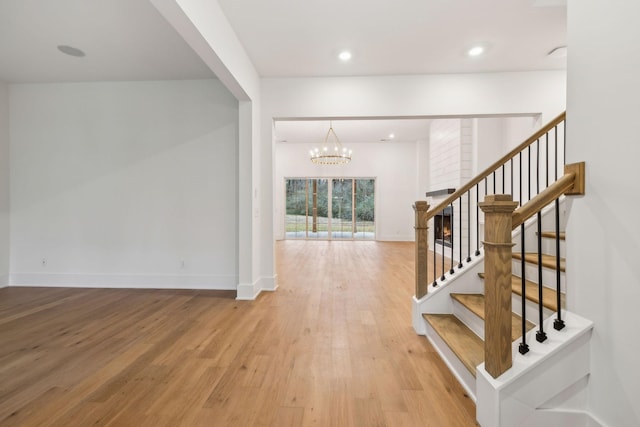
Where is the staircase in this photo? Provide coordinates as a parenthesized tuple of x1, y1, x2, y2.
(423, 223, 564, 381)
(411, 112, 597, 426)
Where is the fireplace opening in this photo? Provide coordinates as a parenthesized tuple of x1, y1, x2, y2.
(434, 207, 453, 247)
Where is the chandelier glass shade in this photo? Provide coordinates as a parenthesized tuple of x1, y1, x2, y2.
(309, 123, 352, 165)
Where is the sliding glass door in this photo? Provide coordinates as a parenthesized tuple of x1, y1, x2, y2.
(285, 177, 375, 240)
(331, 179, 353, 239)
(354, 178, 375, 239)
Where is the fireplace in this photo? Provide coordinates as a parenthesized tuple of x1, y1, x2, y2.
(434, 206, 453, 247)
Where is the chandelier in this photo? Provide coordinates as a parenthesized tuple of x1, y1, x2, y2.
(309, 122, 352, 165)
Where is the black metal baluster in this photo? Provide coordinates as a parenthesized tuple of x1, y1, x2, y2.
(536, 210, 546, 342)
(511, 158, 514, 197)
(475, 184, 480, 256)
(553, 126, 566, 181)
(519, 224, 529, 354)
(528, 145, 532, 201)
(441, 212, 446, 281)
(536, 140, 540, 197)
(433, 220, 438, 287)
(554, 198, 565, 330)
(546, 133, 550, 188)
(493, 171, 496, 194)
(502, 165, 505, 194)
(458, 197, 463, 268)
(536, 140, 547, 343)
(519, 153, 523, 206)
(556, 119, 567, 166)
(450, 202, 455, 275)
(467, 191, 472, 262)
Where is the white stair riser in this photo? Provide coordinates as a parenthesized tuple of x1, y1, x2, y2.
(512, 259, 566, 292)
(424, 320, 477, 401)
(511, 293, 555, 325)
(452, 298, 485, 340)
(513, 235, 565, 258)
(539, 237, 565, 258)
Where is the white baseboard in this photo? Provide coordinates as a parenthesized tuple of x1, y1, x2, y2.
(522, 409, 605, 427)
(376, 234, 414, 242)
(9, 273, 237, 290)
(261, 274, 278, 291)
(0, 274, 8, 288)
(236, 281, 260, 300)
(236, 274, 278, 300)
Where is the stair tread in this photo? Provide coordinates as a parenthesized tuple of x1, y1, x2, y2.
(478, 272, 565, 312)
(513, 252, 566, 272)
(423, 313, 483, 377)
(451, 293, 535, 341)
(540, 231, 566, 240)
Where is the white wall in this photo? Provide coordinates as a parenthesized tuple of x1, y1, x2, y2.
(0, 81, 9, 287)
(475, 116, 538, 204)
(151, 0, 266, 298)
(9, 79, 239, 289)
(475, 118, 505, 175)
(567, 1, 640, 425)
(262, 72, 565, 122)
(275, 141, 417, 241)
(416, 136, 430, 200)
(430, 119, 462, 191)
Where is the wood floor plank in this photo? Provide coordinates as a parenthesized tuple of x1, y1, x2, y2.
(0, 241, 476, 426)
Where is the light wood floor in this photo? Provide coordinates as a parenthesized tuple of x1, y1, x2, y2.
(0, 241, 475, 426)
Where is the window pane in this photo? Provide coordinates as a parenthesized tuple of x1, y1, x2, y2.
(306, 179, 328, 239)
(331, 179, 353, 239)
(354, 179, 375, 240)
(285, 179, 307, 238)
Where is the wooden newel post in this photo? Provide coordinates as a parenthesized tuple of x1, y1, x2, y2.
(479, 195, 519, 378)
(413, 201, 430, 299)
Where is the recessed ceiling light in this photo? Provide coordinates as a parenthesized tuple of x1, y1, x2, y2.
(57, 45, 86, 57)
(338, 51, 352, 61)
(388, 133, 395, 139)
(468, 46, 484, 57)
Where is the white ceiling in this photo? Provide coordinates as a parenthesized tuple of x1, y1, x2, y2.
(217, 0, 567, 77)
(0, 0, 565, 143)
(218, 0, 566, 144)
(0, 0, 214, 83)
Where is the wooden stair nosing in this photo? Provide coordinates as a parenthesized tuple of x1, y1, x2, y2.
(423, 313, 483, 377)
(450, 293, 535, 341)
(478, 272, 565, 312)
(512, 252, 566, 272)
(540, 231, 566, 240)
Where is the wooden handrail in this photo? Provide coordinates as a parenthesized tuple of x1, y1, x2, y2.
(512, 173, 574, 229)
(426, 111, 566, 220)
(512, 162, 585, 228)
